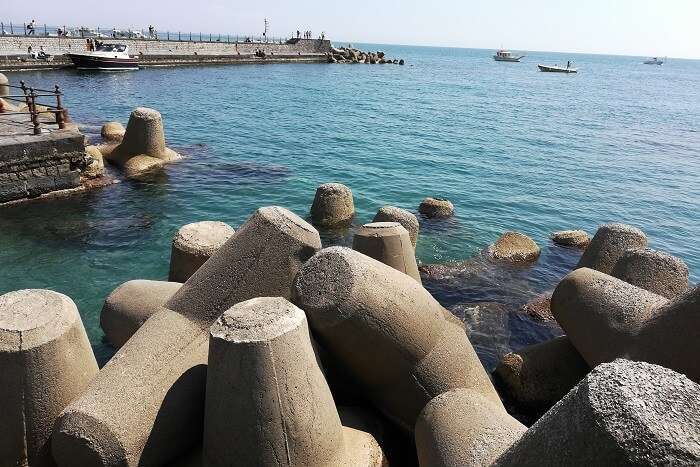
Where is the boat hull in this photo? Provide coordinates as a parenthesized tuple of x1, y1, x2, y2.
(538, 64, 577, 73)
(66, 53, 139, 71)
(494, 56, 523, 62)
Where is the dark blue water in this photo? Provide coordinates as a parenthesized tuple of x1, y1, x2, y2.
(1, 45, 698, 367)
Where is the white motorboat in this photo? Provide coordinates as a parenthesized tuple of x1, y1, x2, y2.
(493, 49, 525, 62)
(538, 64, 577, 73)
(67, 43, 139, 71)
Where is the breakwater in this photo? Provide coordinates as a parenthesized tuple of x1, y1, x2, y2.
(0, 36, 331, 70)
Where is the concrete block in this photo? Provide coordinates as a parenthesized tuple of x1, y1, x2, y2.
(0, 290, 98, 467)
(0, 73, 8, 97)
(168, 221, 235, 283)
(0, 180, 27, 202)
(293, 247, 501, 432)
(418, 197, 453, 218)
(552, 268, 700, 382)
(494, 336, 590, 415)
(101, 122, 126, 142)
(310, 183, 355, 227)
(611, 248, 689, 298)
(352, 222, 420, 283)
(416, 389, 526, 467)
(551, 230, 590, 249)
(576, 223, 647, 273)
(100, 280, 183, 349)
(373, 206, 419, 247)
(488, 231, 541, 263)
(494, 359, 700, 466)
(52, 206, 322, 467)
(203, 297, 385, 466)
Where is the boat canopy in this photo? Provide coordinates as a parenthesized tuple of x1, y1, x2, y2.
(96, 44, 127, 52)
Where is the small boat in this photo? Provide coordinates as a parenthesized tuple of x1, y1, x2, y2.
(643, 57, 664, 65)
(66, 43, 139, 71)
(493, 49, 525, 62)
(538, 64, 577, 73)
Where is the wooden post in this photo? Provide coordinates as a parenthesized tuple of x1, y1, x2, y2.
(29, 88, 41, 135)
(55, 85, 65, 129)
(19, 81, 31, 108)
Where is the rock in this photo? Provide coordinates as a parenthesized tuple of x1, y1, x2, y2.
(203, 297, 385, 466)
(399, 59, 405, 65)
(416, 389, 526, 467)
(310, 183, 355, 227)
(100, 279, 183, 349)
(373, 206, 420, 248)
(0, 97, 19, 112)
(169, 221, 235, 283)
(550, 230, 590, 249)
(106, 107, 181, 177)
(552, 268, 700, 383)
(576, 223, 647, 273)
(418, 197, 454, 218)
(520, 294, 554, 322)
(0, 290, 98, 467)
(0, 73, 8, 97)
(293, 247, 502, 432)
(352, 222, 421, 283)
(494, 359, 700, 466)
(83, 145, 105, 178)
(100, 121, 125, 142)
(611, 248, 689, 298)
(52, 207, 322, 467)
(488, 232, 541, 263)
(493, 336, 589, 417)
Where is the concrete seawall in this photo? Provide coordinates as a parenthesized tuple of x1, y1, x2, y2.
(0, 36, 331, 70)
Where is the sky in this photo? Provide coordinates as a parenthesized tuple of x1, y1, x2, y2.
(4, 0, 700, 59)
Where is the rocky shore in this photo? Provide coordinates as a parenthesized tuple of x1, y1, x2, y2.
(328, 46, 405, 65)
(1, 183, 698, 466)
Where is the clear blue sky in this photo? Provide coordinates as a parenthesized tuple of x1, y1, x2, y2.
(4, 0, 699, 58)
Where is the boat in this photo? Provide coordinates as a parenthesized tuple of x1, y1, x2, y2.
(537, 64, 577, 73)
(493, 49, 525, 62)
(643, 57, 664, 65)
(66, 43, 139, 71)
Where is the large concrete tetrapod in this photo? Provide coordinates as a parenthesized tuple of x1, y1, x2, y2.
(415, 389, 526, 467)
(293, 247, 501, 432)
(168, 221, 235, 283)
(203, 297, 385, 466)
(611, 248, 689, 298)
(575, 223, 647, 273)
(310, 183, 355, 227)
(552, 268, 700, 383)
(352, 222, 421, 283)
(373, 206, 420, 248)
(0, 290, 98, 467)
(494, 359, 700, 466)
(52, 207, 322, 467)
(0, 73, 9, 98)
(100, 279, 183, 349)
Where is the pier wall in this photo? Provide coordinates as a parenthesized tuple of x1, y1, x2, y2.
(0, 36, 330, 57)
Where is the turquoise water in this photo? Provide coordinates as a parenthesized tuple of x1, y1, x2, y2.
(2, 45, 699, 365)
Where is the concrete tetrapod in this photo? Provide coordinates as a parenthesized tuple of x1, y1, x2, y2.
(203, 297, 386, 467)
(552, 268, 700, 383)
(373, 205, 420, 248)
(415, 389, 526, 467)
(168, 221, 235, 283)
(611, 248, 689, 298)
(293, 247, 502, 432)
(100, 279, 183, 349)
(310, 183, 355, 227)
(0, 290, 98, 467)
(493, 336, 590, 417)
(575, 223, 647, 273)
(352, 222, 421, 283)
(106, 107, 181, 177)
(494, 359, 700, 466)
(52, 206, 322, 467)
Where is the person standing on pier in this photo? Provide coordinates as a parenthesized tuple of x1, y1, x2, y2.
(26, 19, 36, 35)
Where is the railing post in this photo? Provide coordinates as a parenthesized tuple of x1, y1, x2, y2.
(24, 23, 27, 36)
(19, 81, 31, 108)
(44, 24, 47, 36)
(178, 31, 181, 41)
(29, 88, 41, 135)
(54, 85, 65, 129)
(167, 31, 169, 41)
(189, 32, 191, 41)
(10, 22, 13, 35)
(97, 26, 100, 36)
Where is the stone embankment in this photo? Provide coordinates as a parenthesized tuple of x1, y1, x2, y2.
(1, 185, 698, 465)
(0, 36, 331, 70)
(328, 46, 405, 65)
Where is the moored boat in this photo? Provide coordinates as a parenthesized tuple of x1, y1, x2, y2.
(67, 43, 139, 71)
(538, 63, 577, 73)
(493, 49, 525, 62)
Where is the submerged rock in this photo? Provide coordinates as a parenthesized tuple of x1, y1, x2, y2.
(418, 197, 454, 218)
(551, 230, 590, 249)
(488, 232, 541, 263)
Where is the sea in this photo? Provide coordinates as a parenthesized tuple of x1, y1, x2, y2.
(1, 44, 699, 367)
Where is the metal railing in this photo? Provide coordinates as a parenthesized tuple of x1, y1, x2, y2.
(0, 21, 310, 45)
(2, 81, 66, 135)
